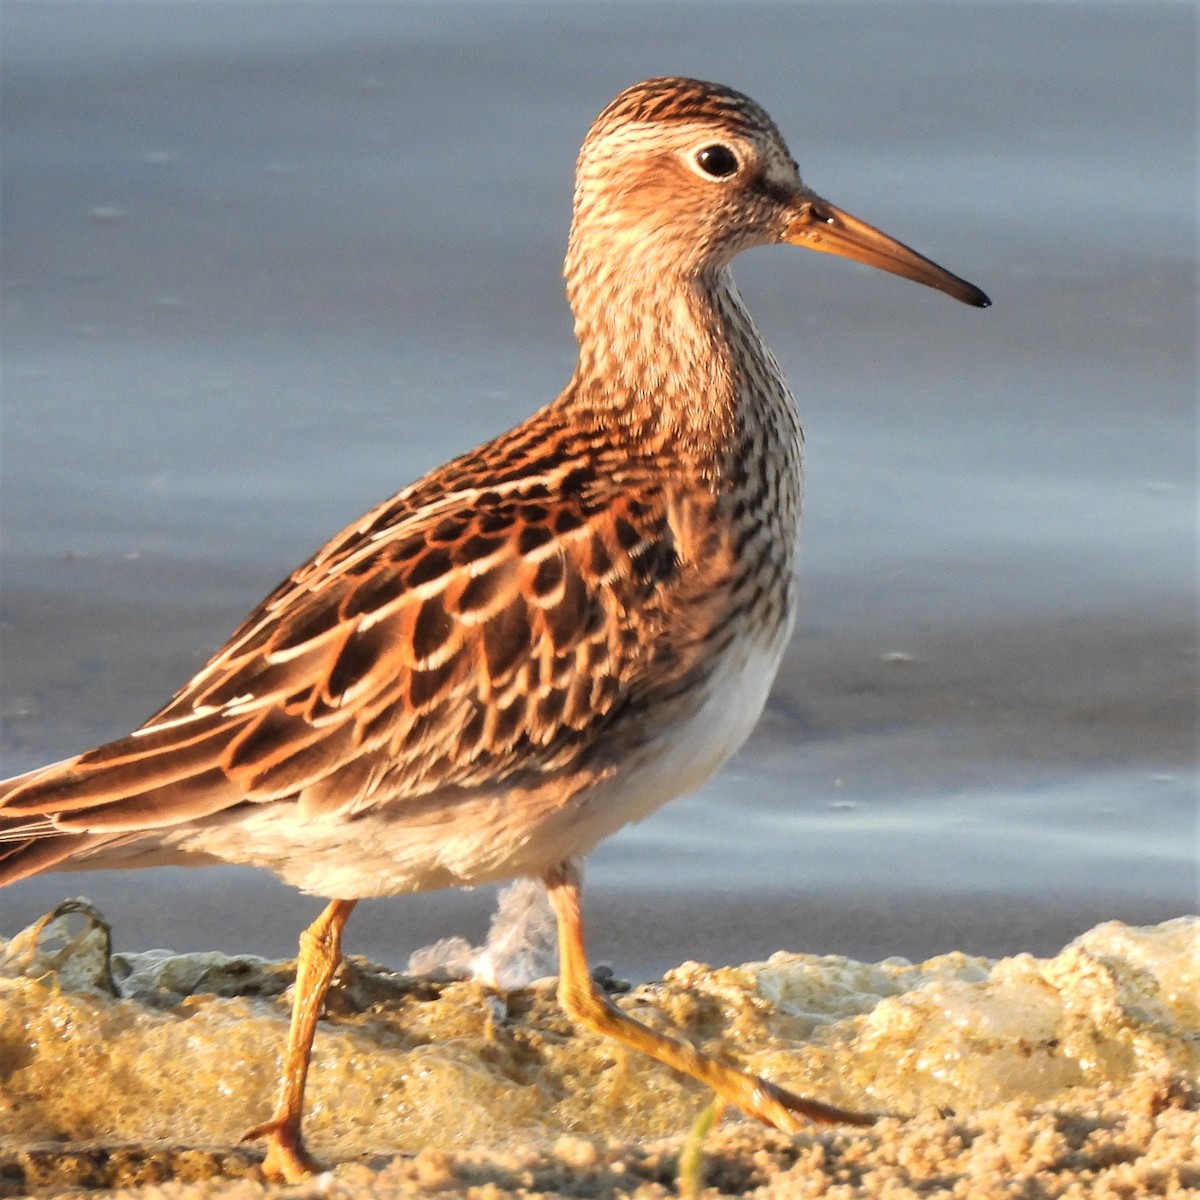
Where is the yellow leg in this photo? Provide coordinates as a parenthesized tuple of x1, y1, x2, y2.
(543, 862, 875, 1132)
(243, 897, 357, 1182)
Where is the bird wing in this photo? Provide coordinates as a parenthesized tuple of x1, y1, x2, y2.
(0, 444, 727, 857)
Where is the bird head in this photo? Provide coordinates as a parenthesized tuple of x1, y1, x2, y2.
(569, 77, 989, 308)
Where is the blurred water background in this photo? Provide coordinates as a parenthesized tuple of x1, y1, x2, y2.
(1, 2, 1194, 978)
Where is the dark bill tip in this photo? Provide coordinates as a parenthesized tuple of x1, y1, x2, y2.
(788, 194, 991, 310)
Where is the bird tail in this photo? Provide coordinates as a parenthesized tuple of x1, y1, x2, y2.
(0, 760, 118, 885)
(0, 713, 247, 888)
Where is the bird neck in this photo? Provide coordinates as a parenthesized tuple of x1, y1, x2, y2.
(562, 253, 789, 483)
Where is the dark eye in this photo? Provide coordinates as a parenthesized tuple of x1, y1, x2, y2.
(694, 144, 739, 179)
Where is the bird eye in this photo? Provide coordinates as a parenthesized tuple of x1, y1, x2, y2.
(693, 144, 739, 179)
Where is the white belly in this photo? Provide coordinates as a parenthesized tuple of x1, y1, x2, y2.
(560, 633, 789, 854)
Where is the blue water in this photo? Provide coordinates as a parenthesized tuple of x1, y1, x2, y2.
(1, 2, 1194, 977)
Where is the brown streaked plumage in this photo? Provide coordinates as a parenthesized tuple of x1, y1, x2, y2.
(0, 77, 988, 1179)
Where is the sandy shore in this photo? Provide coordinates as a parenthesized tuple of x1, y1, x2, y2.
(0, 904, 1195, 1198)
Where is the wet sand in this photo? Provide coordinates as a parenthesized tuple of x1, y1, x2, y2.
(1, 905, 1196, 1198)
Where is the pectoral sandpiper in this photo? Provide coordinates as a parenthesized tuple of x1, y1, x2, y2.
(0, 77, 988, 1180)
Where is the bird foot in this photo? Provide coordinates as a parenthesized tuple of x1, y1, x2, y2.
(242, 1115, 324, 1183)
(740, 1074, 878, 1134)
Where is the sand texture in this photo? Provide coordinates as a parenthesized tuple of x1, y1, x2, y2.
(0, 902, 1196, 1197)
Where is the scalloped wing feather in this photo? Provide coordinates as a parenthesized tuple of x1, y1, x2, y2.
(0, 457, 719, 880)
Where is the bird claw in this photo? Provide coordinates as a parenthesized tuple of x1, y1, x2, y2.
(747, 1076, 878, 1133)
(242, 1116, 324, 1183)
